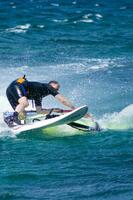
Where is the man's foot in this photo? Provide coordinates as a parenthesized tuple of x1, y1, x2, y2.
(13, 112, 21, 125)
(4, 112, 21, 127)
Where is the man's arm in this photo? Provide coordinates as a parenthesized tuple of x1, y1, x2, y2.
(55, 94, 75, 110)
(55, 94, 93, 119)
(36, 94, 75, 114)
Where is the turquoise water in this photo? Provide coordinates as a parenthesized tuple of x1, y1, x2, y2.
(1, 132, 133, 199)
(0, 0, 133, 199)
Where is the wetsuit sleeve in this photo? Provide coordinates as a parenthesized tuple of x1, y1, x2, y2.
(47, 85, 59, 97)
(34, 98, 42, 107)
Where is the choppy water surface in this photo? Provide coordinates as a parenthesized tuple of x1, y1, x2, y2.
(0, 0, 133, 199)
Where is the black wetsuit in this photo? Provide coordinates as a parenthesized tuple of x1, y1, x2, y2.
(6, 80, 59, 110)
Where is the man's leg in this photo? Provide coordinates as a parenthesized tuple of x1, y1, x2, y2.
(6, 84, 29, 126)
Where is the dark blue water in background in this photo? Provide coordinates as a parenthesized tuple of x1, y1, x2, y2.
(0, 0, 133, 199)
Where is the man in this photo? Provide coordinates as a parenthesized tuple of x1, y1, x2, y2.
(5, 76, 75, 126)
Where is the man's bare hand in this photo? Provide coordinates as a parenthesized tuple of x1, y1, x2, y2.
(85, 113, 94, 121)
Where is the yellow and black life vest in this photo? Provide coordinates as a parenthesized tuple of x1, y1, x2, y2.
(16, 75, 27, 84)
(16, 75, 30, 95)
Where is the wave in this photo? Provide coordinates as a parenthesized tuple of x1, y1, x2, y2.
(95, 14, 103, 19)
(82, 13, 103, 20)
(73, 12, 103, 24)
(37, 25, 45, 28)
(52, 19, 68, 23)
(6, 24, 31, 33)
(79, 19, 94, 23)
(51, 3, 60, 7)
(99, 104, 133, 131)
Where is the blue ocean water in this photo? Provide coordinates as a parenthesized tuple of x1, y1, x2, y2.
(0, 0, 133, 199)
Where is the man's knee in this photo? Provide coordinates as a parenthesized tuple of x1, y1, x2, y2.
(18, 96, 29, 107)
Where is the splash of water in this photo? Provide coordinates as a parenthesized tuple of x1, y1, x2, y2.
(99, 104, 133, 131)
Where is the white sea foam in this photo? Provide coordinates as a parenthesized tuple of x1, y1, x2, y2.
(95, 13, 103, 19)
(53, 59, 108, 75)
(0, 95, 15, 137)
(83, 13, 93, 19)
(77, 13, 103, 24)
(12, 5, 16, 8)
(49, 58, 124, 75)
(95, 4, 100, 7)
(53, 19, 68, 23)
(10, 2, 16, 8)
(89, 61, 109, 70)
(99, 104, 133, 130)
(37, 25, 45, 28)
(120, 6, 127, 10)
(80, 19, 94, 23)
(51, 3, 59, 7)
(6, 24, 31, 33)
(72, 1, 77, 5)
